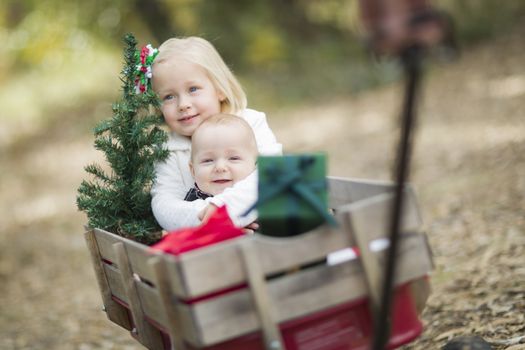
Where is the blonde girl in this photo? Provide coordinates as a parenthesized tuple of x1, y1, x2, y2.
(150, 37, 282, 230)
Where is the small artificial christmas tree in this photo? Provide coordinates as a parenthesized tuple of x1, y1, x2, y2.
(77, 33, 169, 245)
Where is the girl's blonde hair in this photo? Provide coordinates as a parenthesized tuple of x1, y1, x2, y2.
(153, 37, 247, 115)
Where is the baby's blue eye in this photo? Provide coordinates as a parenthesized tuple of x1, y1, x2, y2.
(230, 156, 241, 161)
(163, 94, 174, 101)
(189, 86, 198, 93)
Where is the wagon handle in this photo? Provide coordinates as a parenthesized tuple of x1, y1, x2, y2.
(356, 1, 457, 349)
(372, 45, 423, 350)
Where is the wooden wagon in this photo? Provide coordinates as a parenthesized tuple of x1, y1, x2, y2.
(85, 176, 433, 350)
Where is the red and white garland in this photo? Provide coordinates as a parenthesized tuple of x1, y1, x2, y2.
(134, 44, 159, 94)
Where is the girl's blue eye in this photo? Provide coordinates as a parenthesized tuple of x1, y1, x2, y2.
(189, 86, 198, 93)
(163, 94, 174, 101)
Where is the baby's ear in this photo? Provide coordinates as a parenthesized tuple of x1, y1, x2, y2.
(218, 91, 226, 102)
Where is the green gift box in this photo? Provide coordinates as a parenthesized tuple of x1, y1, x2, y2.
(254, 154, 336, 237)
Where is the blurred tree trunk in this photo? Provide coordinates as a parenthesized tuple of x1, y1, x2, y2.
(267, 0, 347, 42)
(5, 1, 28, 28)
(132, 0, 177, 42)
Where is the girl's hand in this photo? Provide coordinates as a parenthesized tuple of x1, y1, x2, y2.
(243, 221, 259, 234)
(199, 203, 219, 223)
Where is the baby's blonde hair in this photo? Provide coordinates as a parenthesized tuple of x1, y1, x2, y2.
(153, 37, 247, 115)
(191, 113, 258, 160)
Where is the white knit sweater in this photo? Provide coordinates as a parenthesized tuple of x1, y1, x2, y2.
(151, 108, 283, 231)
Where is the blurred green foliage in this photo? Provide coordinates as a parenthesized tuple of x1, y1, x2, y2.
(437, 0, 525, 42)
(1, 0, 524, 116)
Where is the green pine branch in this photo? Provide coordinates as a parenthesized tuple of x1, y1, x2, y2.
(77, 33, 169, 245)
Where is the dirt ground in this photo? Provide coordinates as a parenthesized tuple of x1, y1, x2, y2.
(1, 23, 524, 350)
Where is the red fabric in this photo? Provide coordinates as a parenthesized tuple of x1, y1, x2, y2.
(151, 206, 244, 256)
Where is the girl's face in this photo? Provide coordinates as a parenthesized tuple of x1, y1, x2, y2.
(153, 58, 224, 137)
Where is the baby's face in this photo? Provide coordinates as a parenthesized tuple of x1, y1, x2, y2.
(190, 124, 257, 195)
